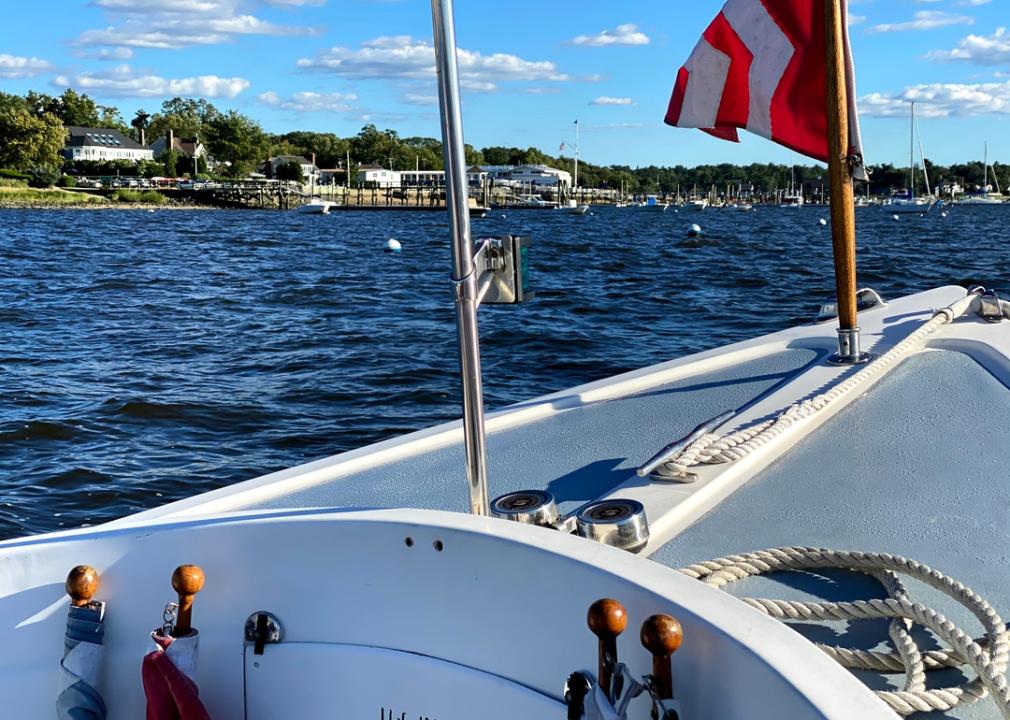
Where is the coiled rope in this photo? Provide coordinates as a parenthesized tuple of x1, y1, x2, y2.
(679, 548, 1010, 717)
(660, 291, 1006, 479)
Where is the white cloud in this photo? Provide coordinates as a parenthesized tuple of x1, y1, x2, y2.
(867, 11, 973, 34)
(259, 90, 357, 112)
(588, 122, 645, 130)
(0, 54, 51, 79)
(298, 35, 573, 93)
(569, 24, 650, 47)
(54, 64, 250, 98)
(402, 92, 435, 105)
(79, 0, 316, 50)
(848, 14, 867, 26)
(859, 81, 1010, 117)
(927, 27, 1010, 65)
(590, 96, 634, 106)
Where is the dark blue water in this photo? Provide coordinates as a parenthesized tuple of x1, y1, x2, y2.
(2, 205, 1007, 538)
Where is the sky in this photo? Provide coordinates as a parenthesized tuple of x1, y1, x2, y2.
(0, 0, 1007, 169)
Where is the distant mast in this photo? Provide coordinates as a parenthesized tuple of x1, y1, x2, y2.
(574, 119, 580, 192)
(909, 101, 915, 200)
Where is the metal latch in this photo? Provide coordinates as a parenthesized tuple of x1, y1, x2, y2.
(978, 289, 1005, 323)
(245, 611, 283, 655)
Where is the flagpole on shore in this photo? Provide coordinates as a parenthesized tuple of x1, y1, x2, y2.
(825, 0, 869, 365)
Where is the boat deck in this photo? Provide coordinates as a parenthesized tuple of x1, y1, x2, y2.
(116, 284, 1010, 718)
(655, 349, 1010, 719)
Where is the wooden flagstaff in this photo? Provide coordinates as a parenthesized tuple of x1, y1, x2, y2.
(824, 0, 866, 364)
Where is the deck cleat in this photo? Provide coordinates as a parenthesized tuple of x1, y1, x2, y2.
(576, 500, 650, 553)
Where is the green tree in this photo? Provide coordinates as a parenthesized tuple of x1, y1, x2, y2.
(0, 93, 67, 174)
(160, 149, 179, 177)
(275, 159, 304, 182)
(131, 109, 151, 144)
(147, 97, 221, 145)
(26, 89, 124, 129)
(205, 110, 268, 177)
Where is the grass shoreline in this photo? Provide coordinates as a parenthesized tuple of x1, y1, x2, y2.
(0, 185, 218, 210)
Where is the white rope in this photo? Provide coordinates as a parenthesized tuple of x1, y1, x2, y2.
(679, 548, 1010, 717)
(660, 293, 984, 478)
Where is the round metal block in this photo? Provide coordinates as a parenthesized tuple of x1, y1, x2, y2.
(490, 490, 559, 527)
(576, 499, 650, 553)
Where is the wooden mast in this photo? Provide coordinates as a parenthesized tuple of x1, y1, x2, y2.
(825, 0, 865, 363)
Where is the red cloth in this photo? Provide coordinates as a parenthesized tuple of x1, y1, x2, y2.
(665, 0, 863, 165)
(142, 633, 211, 720)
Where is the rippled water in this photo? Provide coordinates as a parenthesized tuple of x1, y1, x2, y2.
(2, 205, 1008, 538)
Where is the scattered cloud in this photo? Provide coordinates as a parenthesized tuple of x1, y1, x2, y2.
(0, 54, 52, 79)
(259, 90, 356, 112)
(568, 24, 650, 47)
(927, 27, 1010, 65)
(401, 92, 435, 105)
(867, 11, 973, 34)
(79, 0, 317, 50)
(298, 35, 574, 93)
(590, 96, 634, 106)
(859, 81, 1010, 117)
(54, 64, 250, 98)
(587, 122, 645, 131)
(848, 14, 867, 26)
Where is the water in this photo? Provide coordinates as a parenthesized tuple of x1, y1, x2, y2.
(2, 205, 1007, 538)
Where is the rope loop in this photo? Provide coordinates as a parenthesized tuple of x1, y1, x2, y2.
(679, 547, 1010, 717)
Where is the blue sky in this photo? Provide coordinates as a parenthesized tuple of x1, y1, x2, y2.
(0, 0, 1007, 168)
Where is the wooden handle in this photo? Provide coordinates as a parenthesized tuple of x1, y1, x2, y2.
(640, 615, 683, 699)
(66, 565, 99, 607)
(587, 598, 627, 701)
(171, 565, 205, 636)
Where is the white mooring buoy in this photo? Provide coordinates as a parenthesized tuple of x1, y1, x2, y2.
(892, 214, 900, 221)
(819, 218, 828, 226)
(687, 223, 702, 238)
(385, 238, 402, 253)
(941, 211, 948, 218)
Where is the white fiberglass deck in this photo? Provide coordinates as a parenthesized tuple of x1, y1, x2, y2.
(36, 284, 1010, 719)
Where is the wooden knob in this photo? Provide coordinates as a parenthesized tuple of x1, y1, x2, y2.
(587, 598, 627, 640)
(171, 565, 204, 636)
(587, 599, 626, 702)
(640, 614, 683, 700)
(66, 565, 99, 607)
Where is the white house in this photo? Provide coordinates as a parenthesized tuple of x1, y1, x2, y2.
(64, 127, 154, 163)
(357, 165, 401, 187)
(399, 166, 487, 188)
(481, 164, 571, 188)
(266, 155, 320, 182)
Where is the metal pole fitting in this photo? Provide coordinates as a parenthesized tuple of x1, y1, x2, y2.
(828, 327, 872, 366)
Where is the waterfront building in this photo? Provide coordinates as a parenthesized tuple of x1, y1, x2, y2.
(149, 134, 212, 167)
(264, 155, 321, 182)
(399, 166, 487, 188)
(357, 164, 402, 187)
(480, 164, 571, 189)
(63, 126, 154, 163)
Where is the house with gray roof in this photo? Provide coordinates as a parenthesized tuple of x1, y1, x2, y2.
(64, 126, 154, 163)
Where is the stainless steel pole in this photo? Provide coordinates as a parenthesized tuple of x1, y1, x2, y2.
(431, 0, 490, 515)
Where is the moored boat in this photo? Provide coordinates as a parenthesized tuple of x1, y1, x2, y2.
(296, 198, 336, 214)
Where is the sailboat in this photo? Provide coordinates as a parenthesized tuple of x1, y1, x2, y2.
(782, 168, 804, 207)
(5, 2, 1010, 719)
(960, 142, 1006, 205)
(564, 120, 591, 215)
(891, 101, 934, 214)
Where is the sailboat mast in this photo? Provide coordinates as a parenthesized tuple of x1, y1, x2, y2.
(574, 119, 580, 191)
(825, 0, 864, 364)
(909, 101, 915, 199)
(984, 141, 989, 192)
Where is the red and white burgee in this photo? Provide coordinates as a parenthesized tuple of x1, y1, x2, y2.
(665, 0, 865, 173)
(142, 632, 211, 720)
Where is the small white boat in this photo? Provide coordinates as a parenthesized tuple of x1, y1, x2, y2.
(686, 199, 708, 211)
(738, 202, 754, 212)
(960, 143, 1005, 205)
(296, 199, 336, 215)
(563, 199, 590, 215)
(642, 195, 670, 212)
(889, 102, 935, 215)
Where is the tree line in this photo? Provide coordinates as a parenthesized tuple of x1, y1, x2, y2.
(0, 88, 1005, 195)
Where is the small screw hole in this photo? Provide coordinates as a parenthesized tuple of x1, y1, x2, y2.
(433, 540, 444, 552)
(405, 537, 414, 547)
